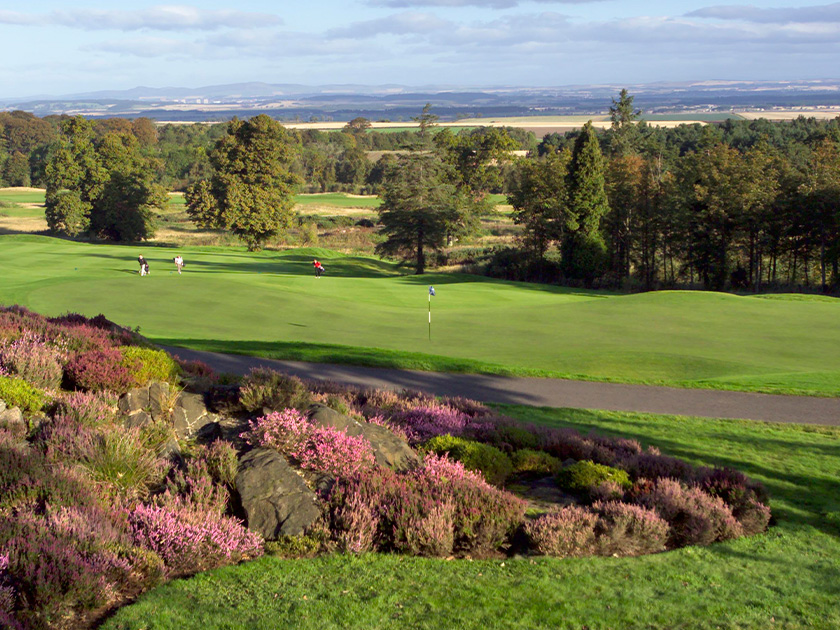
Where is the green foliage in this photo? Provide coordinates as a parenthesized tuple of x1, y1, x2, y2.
(511, 449, 562, 476)
(376, 153, 476, 274)
(45, 189, 91, 236)
(556, 460, 632, 497)
(264, 535, 323, 559)
(0, 376, 46, 413)
(119, 346, 181, 386)
(239, 367, 313, 412)
(422, 435, 513, 486)
(79, 427, 166, 500)
(187, 115, 300, 251)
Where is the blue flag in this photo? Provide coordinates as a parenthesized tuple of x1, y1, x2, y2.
(429, 286, 435, 296)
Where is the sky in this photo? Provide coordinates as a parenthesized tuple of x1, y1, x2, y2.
(1, 0, 839, 97)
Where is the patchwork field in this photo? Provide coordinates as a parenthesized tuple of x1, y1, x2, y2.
(102, 405, 840, 630)
(1, 234, 839, 396)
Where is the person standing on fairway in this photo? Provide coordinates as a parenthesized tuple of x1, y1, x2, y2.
(174, 255, 184, 274)
(312, 259, 324, 278)
(138, 255, 147, 276)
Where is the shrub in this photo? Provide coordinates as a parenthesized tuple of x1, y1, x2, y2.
(590, 480, 627, 502)
(511, 449, 562, 476)
(195, 440, 239, 487)
(391, 404, 471, 445)
(119, 346, 181, 386)
(557, 460, 632, 498)
(295, 425, 376, 478)
(0, 376, 46, 414)
(423, 435, 513, 486)
(127, 503, 264, 576)
(592, 501, 670, 556)
(524, 506, 599, 557)
(621, 449, 697, 483)
(327, 455, 525, 558)
(696, 467, 771, 536)
(239, 368, 312, 412)
(636, 478, 743, 547)
(264, 535, 323, 559)
(476, 419, 542, 452)
(175, 356, 216, 380)
(65, 347, 134, 393)
(242, 408, 311, 453)
(0, 331, 64, 389)
(53, 390, 118, 428)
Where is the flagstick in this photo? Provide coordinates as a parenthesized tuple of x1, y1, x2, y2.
(428, 291, 431, 341)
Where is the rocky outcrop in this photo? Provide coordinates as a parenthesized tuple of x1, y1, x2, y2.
(307, 403, 420, 472)
(118, 382, 219, 440)
(235, 447, 322, 539)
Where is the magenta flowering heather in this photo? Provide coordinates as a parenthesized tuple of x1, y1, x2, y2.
(295, 425, 375, 477)
(241, 408, 310, 452)
(391, 404, 471, 444)
(128, 503, 263, 575)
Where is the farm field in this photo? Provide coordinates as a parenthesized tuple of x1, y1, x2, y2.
(1, 234, 839, 396)
(102, 405, 840, 630)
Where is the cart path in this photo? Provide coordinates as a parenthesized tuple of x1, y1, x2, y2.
(161, 345, 840, 427)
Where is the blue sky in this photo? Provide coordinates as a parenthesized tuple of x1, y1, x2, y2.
(2, 1, 839, 97)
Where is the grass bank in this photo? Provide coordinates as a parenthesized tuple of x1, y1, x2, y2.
(101, 405, 840, 630)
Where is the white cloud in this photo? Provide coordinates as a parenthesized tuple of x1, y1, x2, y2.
(327, 12, 452, 38)
(687, 3, 840, 24)
(368, 0, 606, 8)
(0, 5, 282, 32)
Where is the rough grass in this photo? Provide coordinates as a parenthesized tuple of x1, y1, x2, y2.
(2, 234, 840, 396)
(101, 405, 840, 630)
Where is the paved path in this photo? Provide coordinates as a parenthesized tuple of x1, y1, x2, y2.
(162, 345, 840, 427)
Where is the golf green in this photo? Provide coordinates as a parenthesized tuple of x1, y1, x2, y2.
(2, 234, 839, 395)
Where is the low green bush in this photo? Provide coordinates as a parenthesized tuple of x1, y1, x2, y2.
(0, 376, 46, 413)
(511, 449, 562, 476)
(239, 368, 312, 412)
(264, 535, 322, 559)
(422, 435, 513, 486)
(556, 460, 632, 497)
(119, 347, 181, 387)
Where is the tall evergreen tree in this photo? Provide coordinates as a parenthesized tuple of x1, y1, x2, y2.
(563, 121, 610, 283)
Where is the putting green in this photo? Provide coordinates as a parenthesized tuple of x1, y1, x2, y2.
(1, 234, 839, 395)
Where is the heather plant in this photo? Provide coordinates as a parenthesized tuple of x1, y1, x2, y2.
(556, 460, 632, 498)
(118, 347, 181, 386)
(242, 408, 310, 453)
(264, 535, 323, 558)
(635, 478, 744, 547)
(195, 440, 239, 487)
(0, 331, 64, 389)
(174, 356, 216, 380)
(589, 480, 627, 502)
(53, 391, 118, 428)
(474, 419, 542, 452)
(127, 503, 264, 577)
(511, 449, 562, 476)
(0, 376, 46, 414)
(295, 425, 376, 478)
(239, 368, 312, 412)
(65, 347, 134, 393)
(695, 467, 771, 536)
(524, 506, 599, 557)
(422, 435, 513, 486)
(391, 404, 471, 444)
(620, 448, 698, 483)
(366, 413, 411, 442)
(592, 500, 670, 556)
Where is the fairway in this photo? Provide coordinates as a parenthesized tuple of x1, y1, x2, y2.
(2, 235, 839, 395)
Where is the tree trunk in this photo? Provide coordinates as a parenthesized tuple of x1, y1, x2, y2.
(416, 228, 425, 275)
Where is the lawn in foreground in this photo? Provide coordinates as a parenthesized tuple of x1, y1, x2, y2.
(2, 234, 840, 396)
(101, 406, 840, 630)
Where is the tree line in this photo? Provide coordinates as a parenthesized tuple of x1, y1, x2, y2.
(505, 91, 840, 292)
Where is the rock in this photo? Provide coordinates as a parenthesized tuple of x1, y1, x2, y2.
(307, 403, 420, 472)
(358, 422, 421, 472)
(118, 387, 150, 415)
(171, 391, 219, 440)
(148, 382, 171, 418)
(124, 410, 153, 429)
(235, 448, 322, 539)
(159, 437, 183, 464)
(308, 403, 364, 435)
(0, 399, 6, 413)
(0, 407, 26, 436)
